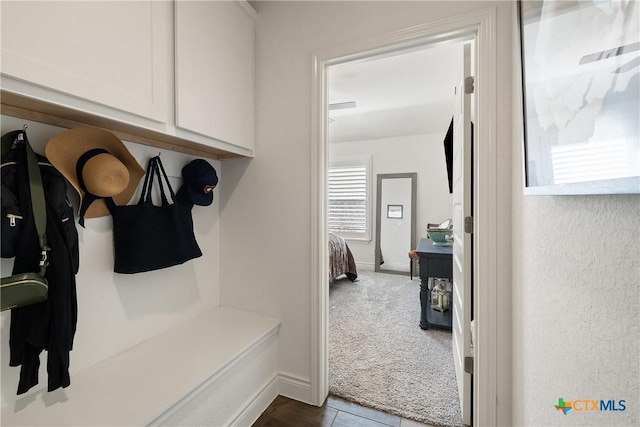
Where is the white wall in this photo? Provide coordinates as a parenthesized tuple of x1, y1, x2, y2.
(221, 0, 513, 421)
(509, 5, 640, 426)
(0, 116, 221, 405)
(330, 133, 453, 269)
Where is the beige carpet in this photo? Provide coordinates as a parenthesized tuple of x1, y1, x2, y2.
(329, 270, 463, 427)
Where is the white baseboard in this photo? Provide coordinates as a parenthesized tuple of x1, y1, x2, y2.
(278, 372, 313, 405)
(227, 372, 313, 426)
(153, 369, 314, 426)
(159, 371, 313, 426)
(357, 262, 411, 274)
(356, 262, 375, 271)
(227, 373, 280, 427)
(379, 262, 410, 273)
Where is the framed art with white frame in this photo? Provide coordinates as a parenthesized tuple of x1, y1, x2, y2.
(518, 0, 639, 195)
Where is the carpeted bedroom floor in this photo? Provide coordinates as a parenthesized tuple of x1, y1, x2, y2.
(329, 270, 463, 427)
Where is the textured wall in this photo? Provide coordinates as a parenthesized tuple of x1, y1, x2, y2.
(512, 194, 639, 426)
(510, 2, 640, 422)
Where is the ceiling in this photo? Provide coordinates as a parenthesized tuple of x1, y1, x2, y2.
(328, 42, 464, 143)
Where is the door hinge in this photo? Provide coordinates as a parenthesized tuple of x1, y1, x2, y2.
(464, 356, 474, 375)
(464, 216, 474, 234)
(464, 76, 475, 94)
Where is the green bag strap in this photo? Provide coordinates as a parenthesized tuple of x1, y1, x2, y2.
(25, 134, 49, 275)
(2, 127, 49, 275)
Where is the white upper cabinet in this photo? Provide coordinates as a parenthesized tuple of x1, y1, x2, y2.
(1, 1, 256, 158)
(1, 1, 171, 126)
(175, 1, 255, 152)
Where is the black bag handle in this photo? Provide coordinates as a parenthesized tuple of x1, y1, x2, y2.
(139, 157, 167, 206)
(137, 156, 176, 206)
(150, 158, 169, 206)
(155, 157, 177, 201)
(138, 157, 156, 205)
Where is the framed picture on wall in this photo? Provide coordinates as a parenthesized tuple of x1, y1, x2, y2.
(518, 0, 640, 195)
(387, 205, 403, 219)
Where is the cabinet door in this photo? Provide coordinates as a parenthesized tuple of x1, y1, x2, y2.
(175, 1, 255, 151)
(1, 1, 170, 123)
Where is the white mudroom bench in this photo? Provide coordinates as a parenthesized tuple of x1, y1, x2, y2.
(1, 307, 281, 426)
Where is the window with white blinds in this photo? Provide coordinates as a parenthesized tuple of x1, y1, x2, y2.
(328, 156, 371, 240)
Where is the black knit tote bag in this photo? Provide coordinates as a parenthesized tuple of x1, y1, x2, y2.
(106, 156, 202, 274)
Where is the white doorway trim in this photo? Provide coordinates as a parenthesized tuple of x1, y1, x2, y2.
(310, 7, 498, 426)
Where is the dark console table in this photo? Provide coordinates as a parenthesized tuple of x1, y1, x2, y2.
(416, 238, 453, 330)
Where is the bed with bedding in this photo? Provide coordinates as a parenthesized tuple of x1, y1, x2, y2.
(329, 232, 358, 282)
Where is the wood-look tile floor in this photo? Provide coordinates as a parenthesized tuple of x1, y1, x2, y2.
(252, 395, 435, 427)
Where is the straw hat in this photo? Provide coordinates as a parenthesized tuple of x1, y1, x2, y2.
(45, 127, 145, 221)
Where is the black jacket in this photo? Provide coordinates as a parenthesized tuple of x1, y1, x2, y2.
(3, 142, 79, 394)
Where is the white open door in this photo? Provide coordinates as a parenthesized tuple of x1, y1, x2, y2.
(452, 42, 473, 426)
